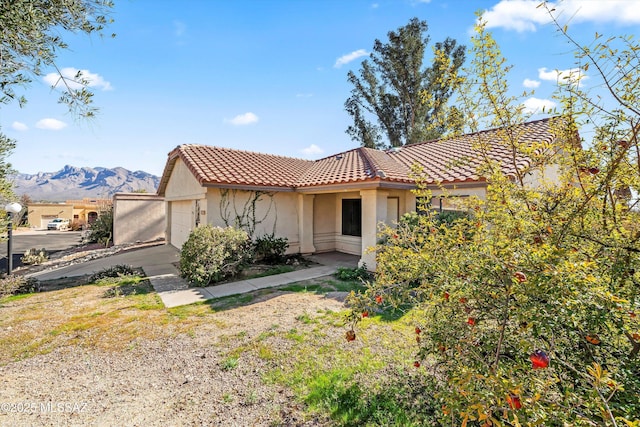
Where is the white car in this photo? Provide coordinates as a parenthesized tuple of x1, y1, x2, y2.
(47, 218, 70, 231)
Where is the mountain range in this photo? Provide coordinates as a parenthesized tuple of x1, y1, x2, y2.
(12, 165, 161, 202)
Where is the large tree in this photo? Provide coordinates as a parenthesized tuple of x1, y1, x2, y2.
(0, 0, 114, 203)
(345, 18, 465, 149)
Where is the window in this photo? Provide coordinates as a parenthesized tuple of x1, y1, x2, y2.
(342, 199, 362, 236)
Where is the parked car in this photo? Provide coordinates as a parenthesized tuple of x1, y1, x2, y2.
(47, 218, 70, 231)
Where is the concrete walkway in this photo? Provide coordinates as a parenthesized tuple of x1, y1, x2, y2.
(27, 244, 359, 308)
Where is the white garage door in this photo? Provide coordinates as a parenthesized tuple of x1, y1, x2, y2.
(170, 200, 194, 249)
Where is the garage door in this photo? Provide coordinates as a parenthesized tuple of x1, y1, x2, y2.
(170, 200, 193, 248)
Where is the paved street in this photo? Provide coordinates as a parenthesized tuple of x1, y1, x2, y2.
(0, 230, 83, 273)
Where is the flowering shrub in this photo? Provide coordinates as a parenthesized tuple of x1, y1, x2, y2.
(179, 225, 252, 286)
(347, 15, 640, 425)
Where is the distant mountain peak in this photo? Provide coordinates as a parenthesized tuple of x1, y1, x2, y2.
(12, 166, 160, 202)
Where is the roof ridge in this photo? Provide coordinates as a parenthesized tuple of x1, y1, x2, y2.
(357, 147, 377, 179)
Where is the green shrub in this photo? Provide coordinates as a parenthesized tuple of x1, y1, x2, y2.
(20, 248, 49, 265)
(89, 264, 136, 282)
(179, 225, 252, 286)
(253, 233, 289, 264)
(334, 265, 372, 282)
(0, 275, 40, 298)
(86, 206, 113, 246)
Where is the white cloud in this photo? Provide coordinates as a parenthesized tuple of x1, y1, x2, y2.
(36, 118, 68, 130)
(226, 112, 259, 126)
(538, 67, 588, 86)
(300, 144, 324, 157)
(43, 67, 112, 91)
(11, 121, 28, 131)
(482, 0, 640, 32)
(523, 78, 540, 89)
(482, 0, 551, 32)
(334, 49, 368, 68)
(523, 97, 556, 114)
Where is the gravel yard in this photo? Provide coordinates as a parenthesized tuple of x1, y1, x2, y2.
(0, 280, 348, 426)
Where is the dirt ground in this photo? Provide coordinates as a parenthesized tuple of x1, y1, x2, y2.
(0, 278, 350, 426)
(0, 234, 366, 427)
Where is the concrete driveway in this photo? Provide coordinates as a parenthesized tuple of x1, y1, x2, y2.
(28, 244, 181, 281)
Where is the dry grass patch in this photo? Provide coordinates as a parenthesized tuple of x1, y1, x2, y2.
(0, 275, 228, 363)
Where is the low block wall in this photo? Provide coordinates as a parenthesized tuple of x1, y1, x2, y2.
(113, 193, 165, 245)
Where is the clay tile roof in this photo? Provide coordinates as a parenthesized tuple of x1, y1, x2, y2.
(390, 117, 557, 184)
(172, 145, 312, 188)
(295, 147, 412, 187)
(157, 117, 560, 195)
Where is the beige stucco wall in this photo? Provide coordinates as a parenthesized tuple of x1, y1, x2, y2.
(113, 193, 166, 245)
(27, 204, 74, 229)
(313, 193, 337, 252)
(203, 188, 301, 253)
(164, 159, 207, 200)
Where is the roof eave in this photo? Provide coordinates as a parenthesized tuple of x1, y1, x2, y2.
(202, 182, 296, 192)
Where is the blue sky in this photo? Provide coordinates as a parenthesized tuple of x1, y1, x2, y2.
(2, 0, 640, 177)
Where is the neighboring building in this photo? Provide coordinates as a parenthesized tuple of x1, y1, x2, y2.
(157, 118, 566, 269)
(28, 198, 111, 229)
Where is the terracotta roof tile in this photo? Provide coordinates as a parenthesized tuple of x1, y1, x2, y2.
(295, 147, 412, 187)
(176, 145, 312, 188)
(157, 117, 560, 194)
(390, 118, 557, 184)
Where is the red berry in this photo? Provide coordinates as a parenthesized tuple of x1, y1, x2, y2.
(506, 394, 522, 410)
(362, 311, 369, 318)
(530, 350, 550, 369)
(586, 334, 601, 345)
(415, 327, 422, 334)
(443, 292, 450, 301)
(375, 295, 383, 304)
(459, 297, 468, 304)
(413, 361, 421, 368)
(345, 330, 356, 342)
(467, 317, 476, 326)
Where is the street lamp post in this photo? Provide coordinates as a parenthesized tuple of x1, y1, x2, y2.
(5, 202, 22, 275)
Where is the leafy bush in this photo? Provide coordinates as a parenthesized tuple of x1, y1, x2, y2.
(347, 18, 640, 426)
(334, 265, 372, 282)
(86, 206, 113, 246)
(0, 275, 40, 298)
(179, 225, 252, 286)
(20, 248, 49, 265)
(253, 233, 289, 264)
(89, 264, 136, 282)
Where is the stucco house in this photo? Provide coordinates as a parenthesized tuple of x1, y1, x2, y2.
(157, 117, 563, 269)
